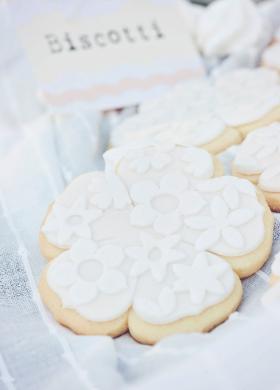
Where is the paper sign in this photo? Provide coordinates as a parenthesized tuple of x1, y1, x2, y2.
(12, 0, 205, 110)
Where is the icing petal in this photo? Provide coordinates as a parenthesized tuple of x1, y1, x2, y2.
(222, 226, 244, 249)
(210, 261, 230, 277)
(206, 279, 225, 295)
(228, 208, 255, 226)
(195, 227, 220, 251)
(58, 226, 75, 246)
(48, 260, 76, 288)
(68, 280, 97, 305)
(70, 239, 97, 262)
(222, 185, 239, 210)
(106, 172, 131, 209)
(75, 225, 92, 240)
(259, 164, 280, 192)
(211, 196, 228, 220)
(190, 287, 205, 305)
(235, 179, 256, 195)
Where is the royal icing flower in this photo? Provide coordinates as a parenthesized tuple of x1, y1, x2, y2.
(128, 148, 171, 174)
(132, 251, 235, 323)
(185, 194, 256, 251)
(234, 123, 280, 174)
(42, 197, 102, 247)
(48, 239, 128, 307)
(173, 252, 229, 304)
(129, 173, 206, 235)
(180, 146, 214, 178)
(88, 172, 130, 210)
(127, 233, 184, 282)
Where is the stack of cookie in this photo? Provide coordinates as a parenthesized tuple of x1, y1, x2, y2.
(38, 65, 280, 344)
(233, 123, 280, 212)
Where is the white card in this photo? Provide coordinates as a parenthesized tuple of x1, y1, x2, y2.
(12, 0, 205, 110)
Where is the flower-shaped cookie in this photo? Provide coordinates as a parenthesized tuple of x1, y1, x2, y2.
(233, 122, 280, 211)
(39, 144, 273, 344)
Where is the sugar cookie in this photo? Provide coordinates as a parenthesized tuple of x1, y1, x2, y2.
(232, 122, 280, 211)
(111, 118, 241, 155)
(111, 78, 241, 154)
(39, 144, 273, 343)
(111, 69, 280, 152)
(214, 68, 280, 137)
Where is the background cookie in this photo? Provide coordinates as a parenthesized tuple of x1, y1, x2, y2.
(111, 69, 280, 152)
(232, 122, 280, 211)
(112, 119, 241, 155)
(214, 68, 280, 138)
(111, 78, 241, 154)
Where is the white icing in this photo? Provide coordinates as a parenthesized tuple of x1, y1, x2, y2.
(111, 78, 224, 148)
(43, 145, 265, 324)
(262, 43, 280, 70)
(111, 68, 280, 149)
(139, 79, 215, 114)
(128, 147, 171, 174)
(115, 145, 214, 185)
(185, 177, 264, 256)
(196, 0, 264, 57)
(127, 233, 184, 282)
(113, 115, 225, 149)
(129, 173, 193, 235)
(133, 251, 235, 324)
(42, 196, 102, 248)
(89, 171, 131, 210)
(234, 123, 280, 192)
(214, 69, 280, 126)
(47, 239, 134, 321)
(271, 252, 280, 276)
(259, 165, 280, 192)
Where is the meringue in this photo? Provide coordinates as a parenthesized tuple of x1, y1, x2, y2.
(196, 0, 265, 57)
